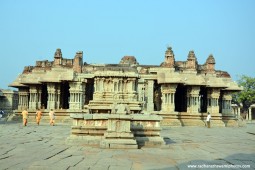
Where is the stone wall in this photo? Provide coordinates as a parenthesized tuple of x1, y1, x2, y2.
(0, 89, 18, 113)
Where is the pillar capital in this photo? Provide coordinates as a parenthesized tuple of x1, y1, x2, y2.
(187, 86, 200, 97)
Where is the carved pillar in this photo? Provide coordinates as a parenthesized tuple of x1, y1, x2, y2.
(248, 107, 252, 121)
(187, 86, 200, 114)
(221, 91, 232, 115)
(137, 79, 145, 109)
(94, 78, 97, 92)
(146, 80, 154, 111)
(18, 88, 29, 110)
(38, 86, 42, 109)
(93, 77, 104, 101)
(47, 83, 56, 110)
(127, 78, 137, 101)
(69, 81, 86, 110)
(99, 78, 104, 98)
(29, 85, 38, 110)
(161, 84, 177, 113)
(54, 84, 60, 109)
(69, 82, 76, 110)
(138, 82, 144, 101)
(207, 88, 220, 115)
(82, 81, 86, 108)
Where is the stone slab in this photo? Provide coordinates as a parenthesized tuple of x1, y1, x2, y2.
(1, 121, 254, 170)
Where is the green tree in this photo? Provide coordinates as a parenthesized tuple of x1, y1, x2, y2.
(235, 75, 255, 111)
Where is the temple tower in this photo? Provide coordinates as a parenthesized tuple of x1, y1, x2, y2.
(53, 48, 63, 66)
(205, 54, 216, 73)
(161, 47, 175, 67)
(73, 51, 83, 73)
(186, 50, 197, 70)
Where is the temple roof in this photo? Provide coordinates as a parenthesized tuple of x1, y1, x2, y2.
(9, 47, 241, 91)
(9, 67, 74, 87)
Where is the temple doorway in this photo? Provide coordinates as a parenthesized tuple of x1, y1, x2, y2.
(199, 86, 207, 113)
(174, 84, 187, 112)
(60, 81, 70, 109)
(219, 91, 223, 113)
(85, 79, 94, 105)
(41, 84, 48, 109)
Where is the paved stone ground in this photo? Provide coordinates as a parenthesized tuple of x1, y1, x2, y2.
(0, 120, 254, 170)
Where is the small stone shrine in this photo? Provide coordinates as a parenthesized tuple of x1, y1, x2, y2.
(70, 103, 164, 148)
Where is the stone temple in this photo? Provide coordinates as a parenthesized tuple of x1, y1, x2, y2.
(10, 47, 242, 127)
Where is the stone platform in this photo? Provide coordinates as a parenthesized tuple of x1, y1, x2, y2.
(11, 109, 239, 128)
(158, 112, 238, 127)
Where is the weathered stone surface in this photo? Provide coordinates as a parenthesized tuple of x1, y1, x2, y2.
(9, 47, 244, 127)
(1, 122, 255, 169)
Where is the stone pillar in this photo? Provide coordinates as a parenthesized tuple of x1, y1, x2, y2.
(222, 92, 232, 115)
(18, 88, 29, 110)
(248, 107, 252, 121)
(146, 80, 154, 112)
(38, 86, 42, 109)
(93, 77, 104, 101)
(161, 84, 177, 113)
(69, 81, 86, 110)
(29, 85, 38, 110)
(137, 80, 145, 109)
(231, 104, 240, 118)
(127, 78, 137, 101)
(56, 84, 61, 109)
(237, 107, 240, 118)
(187, 86, 200, 114)
(94, 78, 98, 92)
(47, 83, 56, 110)
(207, 88, 220, 115)
(101, 78, 104, 92)
(246, 111, 249, 120)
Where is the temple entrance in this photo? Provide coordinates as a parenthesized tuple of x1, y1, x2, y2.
(175, 84, 187, 112)
(41, 84, 48, 109)
(199, 86, 207, 113)
(153, 81, 162, 111)
(85, 79, 94, 105)
(219, 91, 223, 113)
(60, 82, 70, 109)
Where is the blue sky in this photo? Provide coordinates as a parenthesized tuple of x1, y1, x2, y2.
(0, 0, 254, 89)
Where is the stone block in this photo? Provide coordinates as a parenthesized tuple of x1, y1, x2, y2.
(92, 114, 110, 119)
(104, 132, 134, 138)
(100, 139, 138, 149)
(83, 114, 93, 119)
(132, 114, 162, 121)
(70, 113, 84, 119)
